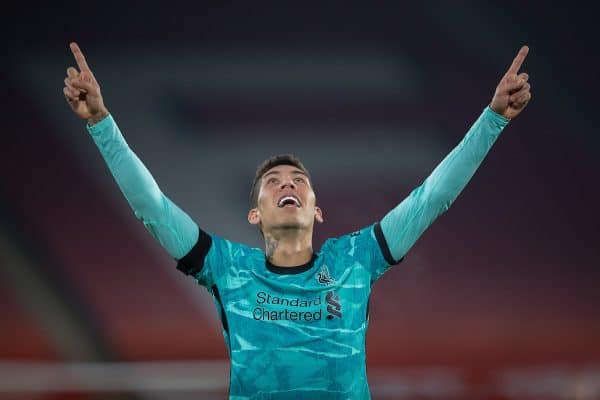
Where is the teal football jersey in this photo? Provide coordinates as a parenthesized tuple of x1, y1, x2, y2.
(86, 105, 508, 399)
(177, 223, 401, 399)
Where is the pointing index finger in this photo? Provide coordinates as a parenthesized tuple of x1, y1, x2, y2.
(506, 45, 529, 75)
(70, 42, 91, 72)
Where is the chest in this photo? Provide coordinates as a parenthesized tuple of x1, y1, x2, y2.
(220, 254, 372, 338)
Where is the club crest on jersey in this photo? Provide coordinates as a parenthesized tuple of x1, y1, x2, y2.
(316, 265, 335, 286)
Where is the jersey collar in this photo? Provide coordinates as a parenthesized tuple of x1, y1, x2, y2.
(265, 253, 318, 275)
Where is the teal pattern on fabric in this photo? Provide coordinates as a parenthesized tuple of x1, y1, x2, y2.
(85, 105, 509, 399)
(196, 224, 390, 399)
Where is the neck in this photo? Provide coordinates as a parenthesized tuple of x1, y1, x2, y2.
(264, 228, 314, 267)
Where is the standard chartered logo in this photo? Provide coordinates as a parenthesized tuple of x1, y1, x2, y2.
(253, 291, 342, 322)
(253, 291, 322, 321)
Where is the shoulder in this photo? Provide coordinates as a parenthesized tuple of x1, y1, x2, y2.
(177, 230, 259, 272)
(316, 225, 378, 282)
(321, 222, 397, 267)
(318, 224, 379, 267)
(322, 224, 376, 251)
(208, 233, 261, 260)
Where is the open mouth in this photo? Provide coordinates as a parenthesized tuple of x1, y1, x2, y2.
(277, 195, 301, 208)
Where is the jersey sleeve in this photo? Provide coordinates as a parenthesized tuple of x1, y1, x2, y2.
(175, 228, 216, 287)
(379, 105, 509, 262)
(86, 114, 199, 260)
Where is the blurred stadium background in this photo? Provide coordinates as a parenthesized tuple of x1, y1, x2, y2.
(2, 2, 599, 399)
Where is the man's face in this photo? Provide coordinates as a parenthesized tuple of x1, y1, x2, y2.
(248, 164, 323, 233)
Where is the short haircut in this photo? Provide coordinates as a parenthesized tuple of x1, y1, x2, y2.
(249, 154, 312, 208)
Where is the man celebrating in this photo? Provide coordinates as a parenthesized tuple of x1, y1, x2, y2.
(63, 42, 531, 399)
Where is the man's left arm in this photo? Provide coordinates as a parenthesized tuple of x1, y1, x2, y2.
(380, 45, 532, 262)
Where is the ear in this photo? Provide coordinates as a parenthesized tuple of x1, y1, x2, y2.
(314, 206, 324, 224)
(248, 208, 261, 225)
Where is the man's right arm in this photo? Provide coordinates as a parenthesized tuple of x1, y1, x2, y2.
(87, 114, 199, 259)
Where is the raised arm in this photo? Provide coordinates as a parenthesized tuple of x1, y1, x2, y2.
(380, 46, 532, 262)
(63, 42, 199, 259)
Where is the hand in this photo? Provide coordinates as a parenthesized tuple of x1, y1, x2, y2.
(63, 42, 109, 125)
(490, 45, 532, 120)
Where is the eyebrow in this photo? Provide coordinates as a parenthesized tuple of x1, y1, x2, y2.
(263, 169, 308, 179)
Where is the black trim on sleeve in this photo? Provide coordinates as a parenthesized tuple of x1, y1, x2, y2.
(176, 229, 212, 276)
(374, 222, 403, 265)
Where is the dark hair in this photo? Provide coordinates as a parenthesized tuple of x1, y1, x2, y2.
(249, 154, 311, 208)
